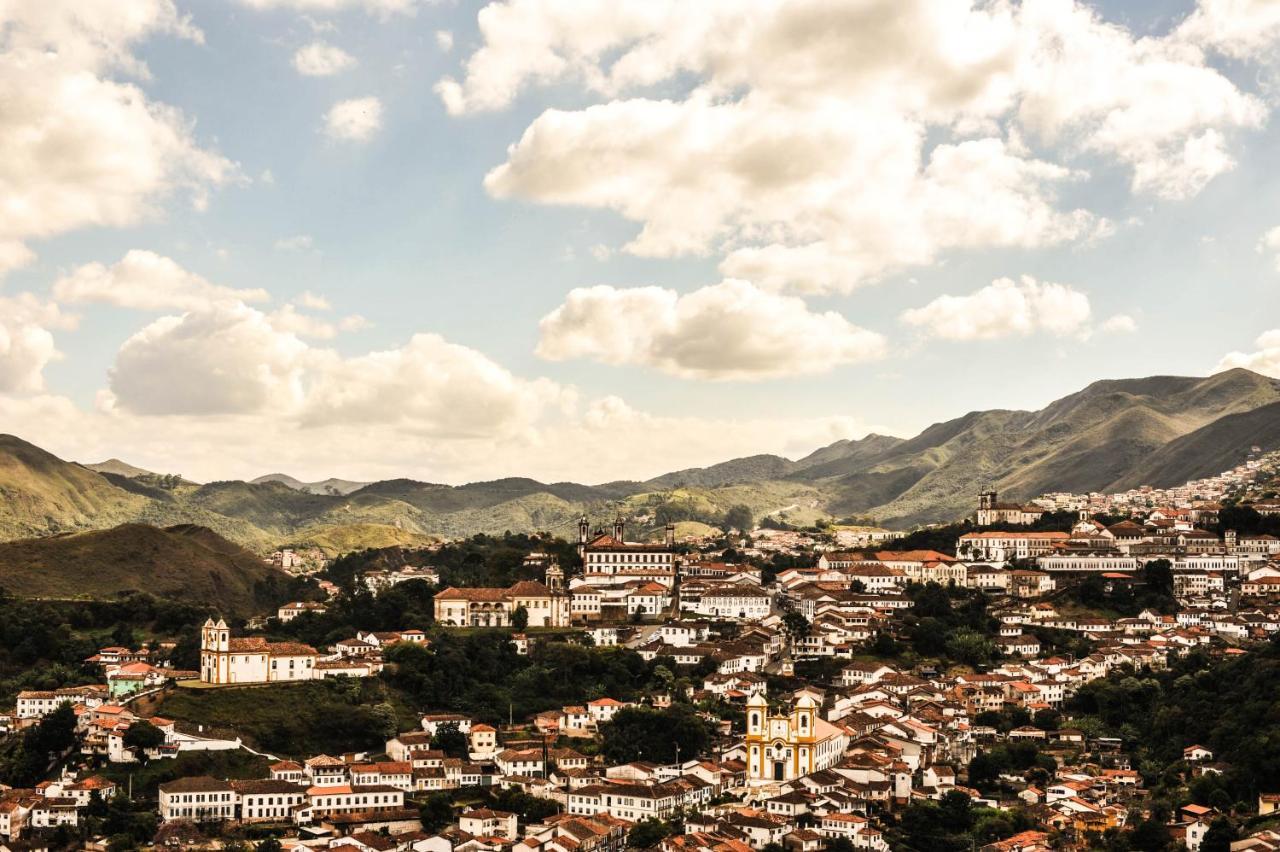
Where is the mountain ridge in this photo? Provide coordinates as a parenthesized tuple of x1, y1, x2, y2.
(0, 369, 1276, 548)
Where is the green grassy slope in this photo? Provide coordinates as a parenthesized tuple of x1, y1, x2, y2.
(0, 523, 282, 614)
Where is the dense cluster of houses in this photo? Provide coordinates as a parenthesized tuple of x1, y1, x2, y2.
(7, 458, 1280, 851)
(1033, 447, 1280, 516)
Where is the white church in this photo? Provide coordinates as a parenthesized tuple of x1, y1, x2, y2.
(199, 618, 320, 685)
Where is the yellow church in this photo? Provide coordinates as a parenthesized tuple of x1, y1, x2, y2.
(745, 692, 848, 785)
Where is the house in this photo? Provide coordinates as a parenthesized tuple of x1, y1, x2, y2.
(277, 601, 328, 622)
(434, 565, 570, 627)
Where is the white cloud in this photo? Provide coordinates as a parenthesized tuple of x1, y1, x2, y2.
(105, 302, 565, 442)
(1, 385, 888, 486)
(324, 97, 384, 141)
(1176, 0, 1280, 62)
(338, 314, 371, 332)
(446, 0, 1269, 291)
(275, 234, 315, 251)
(0, 242, 36, 278)
(296, 291, 333, 311)
(1217, 329, 1280, 379)
(52, 250, 269, 312)
(237, 0, 420, 14)
(488, 99, 1098, 293)
(436, 30, 455, 52)
(901, 275, 1093, 341)
(537, 279, 886, 380)
(0, 293, 77, 393)
(266, 304, 369, 339)
(1258, 225, 1280, 272)
(108, 303, 311, 416)
(1101, 314, 1138, 334)
(302, 334, 570, 437)
(0, 1, 236, 265)
(292, 41, 357, 76)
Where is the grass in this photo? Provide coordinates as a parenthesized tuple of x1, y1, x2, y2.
(98, 749, 270, 800)
(156, 678, 419, 759)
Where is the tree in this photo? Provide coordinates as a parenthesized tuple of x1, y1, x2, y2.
(123, 720, 166, 754)
(723, 505, 754, 534)
(628, 819, 671, 848)
(1201, 817, 1237, 852)
(1142, 559, 1174, 597)
(431, 722, 469, 758)
(419, 792, 455, 833)
(781, 610, 811, 642)
(258, 839, 284, 852)
(601, 706, 711, 764)
(512, 605, 529, 631)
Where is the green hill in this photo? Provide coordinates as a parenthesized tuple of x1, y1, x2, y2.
(0, 435, 152, 539)
(0, 523, 282, 615)
(0, 369, 1278, 543)
(795, 368, 1280, 526)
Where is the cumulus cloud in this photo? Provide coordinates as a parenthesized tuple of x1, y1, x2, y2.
(292, 41, 356, 76)
(436, 30, 454, 52)
(324, 97, 384, 141)
(1217, 329, 1280, 379)
(52, 250, 269, 311)
(0, 294, 77, 393)
(1101, 314, 1138, 334)
(1176, 0, 1280, 62)
(446, 0, 1269, 291)
(108, 303, 311, 416)
(0, 1, 236, 265)
(268, 304, 369, 339)
(537, 279, 886, 380)
(296, 291, 333, 311)
(1257, 226, 1280, 272)
(105, 302, 564, 442)
(237, 0, 420, 14)
(901, 276, 1093, 341)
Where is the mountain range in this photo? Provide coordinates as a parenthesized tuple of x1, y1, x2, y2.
(0, 368, 1278, 553)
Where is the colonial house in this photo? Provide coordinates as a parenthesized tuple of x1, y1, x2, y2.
(433, 565, 570, 628)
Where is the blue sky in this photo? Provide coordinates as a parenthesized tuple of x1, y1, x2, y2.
(1, 0, 1279, 483)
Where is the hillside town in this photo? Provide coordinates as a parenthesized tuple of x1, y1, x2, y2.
(3, 452, 1280, 852)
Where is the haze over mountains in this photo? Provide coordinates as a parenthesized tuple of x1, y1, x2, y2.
(0, 369, 1277, 554)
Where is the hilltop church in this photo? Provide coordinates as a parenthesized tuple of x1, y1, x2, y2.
(976, 491, 1046, 526)
(199, 618, 319, 685)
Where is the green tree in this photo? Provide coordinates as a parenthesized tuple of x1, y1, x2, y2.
(600, 706, 711, 765)
(1201, 817, 1237, 852)
(431, 722, 469, 758)
(419, 792, 455, 832)
(512, 606, 529, 631)
(723, 505, 754, 534)
(123, 720, 166, 754)
(628, 819, 672, 848)
(781, 610, 811, 642)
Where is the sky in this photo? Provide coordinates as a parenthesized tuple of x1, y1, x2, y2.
(2, 0, 1280, 485)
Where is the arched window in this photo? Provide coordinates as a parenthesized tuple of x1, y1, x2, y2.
(750, 712, 759, 729)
